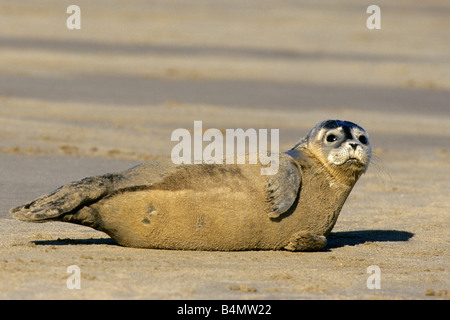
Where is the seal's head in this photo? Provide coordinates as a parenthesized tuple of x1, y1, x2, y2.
(296, 120, 371, 185)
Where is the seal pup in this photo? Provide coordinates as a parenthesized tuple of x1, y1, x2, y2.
(10, 120, 371, 251)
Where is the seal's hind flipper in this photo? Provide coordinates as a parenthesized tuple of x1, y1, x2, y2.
(10, 176, 112, 222)
(9, 160, 178, 223)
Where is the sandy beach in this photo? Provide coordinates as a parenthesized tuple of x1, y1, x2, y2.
(0, 0, 449, 300)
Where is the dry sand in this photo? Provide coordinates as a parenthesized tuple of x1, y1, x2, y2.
(0, 0, 449, 299)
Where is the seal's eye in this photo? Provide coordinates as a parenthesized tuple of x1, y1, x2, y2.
(326, 134, 337, 142)
(358, 135, 368, 145)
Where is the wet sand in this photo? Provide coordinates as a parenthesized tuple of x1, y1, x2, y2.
(0, 0, 449, 299)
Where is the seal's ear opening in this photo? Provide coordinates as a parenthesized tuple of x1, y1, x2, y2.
(290, 136, 308, 150)
(290, 121, 323, 151)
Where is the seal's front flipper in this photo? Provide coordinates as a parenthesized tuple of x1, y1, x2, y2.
(265, 155, 301, 219)
(10, 176, 112, 222)
(284, 231, 327, 251)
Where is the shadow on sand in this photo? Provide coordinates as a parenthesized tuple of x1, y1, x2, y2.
(327, 230, 414, 249)
(32, 237, 118, 246)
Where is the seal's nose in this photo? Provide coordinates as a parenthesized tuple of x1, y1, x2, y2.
(349, 143, 358, 150)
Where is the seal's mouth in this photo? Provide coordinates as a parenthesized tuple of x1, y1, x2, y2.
(345, 158, 359, 164)
(344, 158, 365, 167)
(328, 153, 369, 169)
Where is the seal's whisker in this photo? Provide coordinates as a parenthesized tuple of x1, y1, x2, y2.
(363, 151, 392, 190)
(366, 153, 391, 179)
